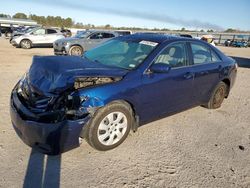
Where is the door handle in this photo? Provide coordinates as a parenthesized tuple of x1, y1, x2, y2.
(184, 72, 193, 79)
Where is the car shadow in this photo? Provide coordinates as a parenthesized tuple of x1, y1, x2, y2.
(23, 149, 61, 188)
(230, 56, 250, 68)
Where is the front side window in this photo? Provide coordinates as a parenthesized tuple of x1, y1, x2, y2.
(154, 42, 188, 68)
(191, 43, 220, 64)
(32, 29, 45, 35)
(84, 39, 157, 70)
(75, 31, 90, 38)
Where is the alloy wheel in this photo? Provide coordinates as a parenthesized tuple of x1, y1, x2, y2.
(97, 112, 128, 146)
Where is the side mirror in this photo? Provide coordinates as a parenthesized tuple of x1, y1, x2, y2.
(149, 63, 171, 73)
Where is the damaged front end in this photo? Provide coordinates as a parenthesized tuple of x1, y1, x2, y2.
(15, 73, 90, 123)
(10, 77, 90, 154)
(10, 56, 126, 154)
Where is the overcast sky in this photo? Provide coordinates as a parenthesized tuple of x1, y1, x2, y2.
(0, 0, 250, 30)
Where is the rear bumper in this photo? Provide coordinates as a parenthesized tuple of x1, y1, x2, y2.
(10, 91, 90, 155)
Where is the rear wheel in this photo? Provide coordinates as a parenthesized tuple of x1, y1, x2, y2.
(84, 101, 133, 151)
(69, 46, 83, 56)
(20, 39, 32, 49)
(205, 82, 227, 109)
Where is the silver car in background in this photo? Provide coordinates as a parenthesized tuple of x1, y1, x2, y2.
(11, 27, 65, 49)
(53, 30, 119, 56)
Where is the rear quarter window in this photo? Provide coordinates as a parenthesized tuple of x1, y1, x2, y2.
(47, 29, 57, 34)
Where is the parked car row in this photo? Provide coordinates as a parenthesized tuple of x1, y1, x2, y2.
(224, 39, 248, 48)
(7, 27, 132, 52)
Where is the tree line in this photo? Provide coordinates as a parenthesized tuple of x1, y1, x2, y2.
(0, 12, 248, 33)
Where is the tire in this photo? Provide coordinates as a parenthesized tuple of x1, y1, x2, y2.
(84, 101, 133, 151)
(5, 32, 11, 38)
(20, 39, 32, 49)
(205, 81, 227, 109)
(69, 46, 83, 56)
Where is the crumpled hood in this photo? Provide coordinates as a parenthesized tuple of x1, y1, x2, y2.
(28, 56, 128, 94)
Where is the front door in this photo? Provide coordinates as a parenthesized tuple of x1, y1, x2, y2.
(138, 42, 195, 123)
(30, 28, 46, 44)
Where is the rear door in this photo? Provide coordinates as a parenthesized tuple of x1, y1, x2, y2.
(188, 42, 223, 103)
(45, 29, 60, 44)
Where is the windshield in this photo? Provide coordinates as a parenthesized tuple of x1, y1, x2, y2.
(75, 31, 90, 38)
(25, 27, 36, 33)
(84, 39, 157, 70)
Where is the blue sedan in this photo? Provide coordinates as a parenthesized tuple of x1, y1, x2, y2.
(10, 33, 237, 154)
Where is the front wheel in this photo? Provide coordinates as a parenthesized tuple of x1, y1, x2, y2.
(205, 82, 227, 109)
(69, 46, 83, 56)
(20, 39, 32, 49)
(84, 101, 133, 151)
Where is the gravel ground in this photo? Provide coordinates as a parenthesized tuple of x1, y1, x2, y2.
(0, 37, 250, 188)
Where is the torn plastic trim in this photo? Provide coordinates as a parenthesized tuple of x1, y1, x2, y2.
(80, 96, 105, 115)
(74, 76, 122, 90)
(66, 96, 105, 118)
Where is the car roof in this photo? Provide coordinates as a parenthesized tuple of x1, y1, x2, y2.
(86, 29, 117, 33)
(119, 33, 181, 43)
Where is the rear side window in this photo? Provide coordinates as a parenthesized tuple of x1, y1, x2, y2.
(211, 50, 221, 62)
(102, 33, 115, 38)
(117, 31, 131, 36)
(47, 29, 57, 34)
(191, 43, 220, 64)
(154, 42, 188, 68)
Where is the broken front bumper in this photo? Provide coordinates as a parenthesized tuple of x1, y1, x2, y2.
(54, 48, 67, 55)
(11, 40, 19, 47)
(53, 42, 69, 55)
(10, 91, 90, 155)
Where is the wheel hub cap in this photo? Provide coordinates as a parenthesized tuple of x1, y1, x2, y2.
(97, 112, 128, 146)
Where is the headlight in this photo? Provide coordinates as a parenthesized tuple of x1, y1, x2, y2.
(12, 36, 18, 41)
(17, 72, 29, 93)
(62, 42, 68, 46)
(74, 77, 121, 89)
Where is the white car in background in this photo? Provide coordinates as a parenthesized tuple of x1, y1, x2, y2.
(11, 27, 65, 49)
